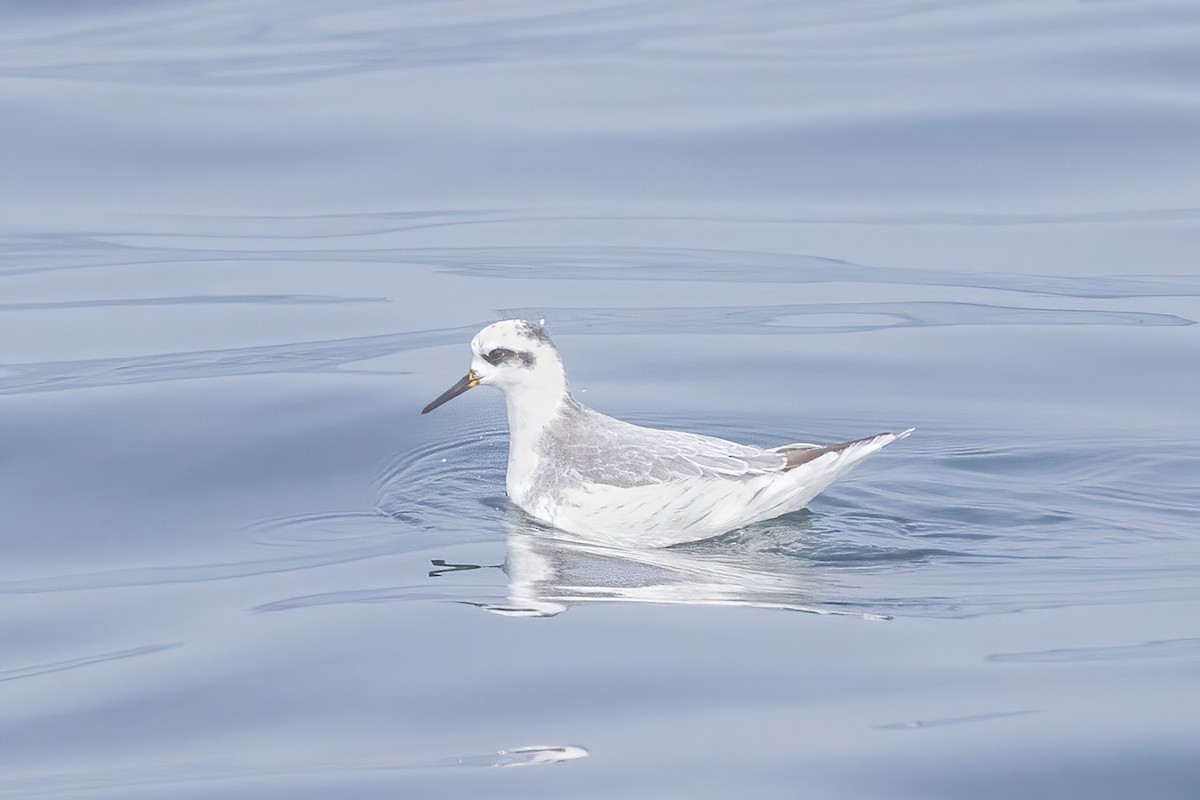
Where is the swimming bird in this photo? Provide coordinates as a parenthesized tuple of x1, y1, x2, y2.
(422, 320, 911, 547)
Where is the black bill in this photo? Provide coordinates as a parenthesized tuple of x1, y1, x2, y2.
(421, 370, 479, 414)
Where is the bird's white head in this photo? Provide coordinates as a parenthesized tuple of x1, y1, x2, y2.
(421, 320, 567, 415)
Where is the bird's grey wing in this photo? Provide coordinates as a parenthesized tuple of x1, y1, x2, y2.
(567, 421, 787, 487)
(665, 430, 789, 477)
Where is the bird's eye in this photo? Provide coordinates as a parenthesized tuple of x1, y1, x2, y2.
(484, 347, 513, 365)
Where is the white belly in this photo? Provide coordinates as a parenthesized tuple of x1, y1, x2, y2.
(525, 474, 812, 548)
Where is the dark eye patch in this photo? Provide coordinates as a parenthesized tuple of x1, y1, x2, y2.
(483, 347, 515, 365)
(483, 347, 535, 368)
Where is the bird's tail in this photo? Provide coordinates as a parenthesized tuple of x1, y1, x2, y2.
(778, 427, 914, 471)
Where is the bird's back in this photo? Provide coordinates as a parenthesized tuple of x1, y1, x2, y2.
(538, 402, 786, 486)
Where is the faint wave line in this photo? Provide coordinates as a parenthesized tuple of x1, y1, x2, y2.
(0, 294, 388, 312)
(500, 301, 1194, 335)
(253, 584, 459, 612)
(579, 207, 1200, 227)
(0, 642, 181, 683)
(4, 0, 1196, 89)
(0, 1, 646, 86)
(0, 542, 407, 595)
(2, 300, 1188, 396)
(987, 637, 1200, 664)
(0, 745, 587, 799)
(5, 234, 1199, 300)
(875, 710, 1040, 731)
(0, 326, 473, 396)
(25, 204, 1199, 240)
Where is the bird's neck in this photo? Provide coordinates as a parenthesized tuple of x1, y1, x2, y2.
(505, 379, 569, 447)
(503, 369, 571, 496)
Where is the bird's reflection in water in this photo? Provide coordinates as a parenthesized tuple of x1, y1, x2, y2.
(455, 506, 883, 619)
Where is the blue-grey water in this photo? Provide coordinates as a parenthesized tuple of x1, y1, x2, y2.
(3, 2, 1199, 798)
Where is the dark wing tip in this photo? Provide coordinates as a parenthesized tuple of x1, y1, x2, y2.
(781, 430, 907, 471)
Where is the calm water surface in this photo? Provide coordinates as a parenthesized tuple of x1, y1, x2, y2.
(2, 2, 1199, 798)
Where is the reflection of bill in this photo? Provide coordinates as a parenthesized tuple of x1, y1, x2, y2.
(469, 510, 889, 620)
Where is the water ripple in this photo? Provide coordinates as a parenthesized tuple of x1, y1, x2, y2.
(875, 710, 1041, 731)
(502, 302, 1193, 335)
(0, 539, 406, 595)
(2, 295, 1187, 396)
(0, 327, 471, 396)
(0, 744, 587, 799)
(5, 229, 1199, 301)
(0, 294, 387, 312)
(0, 642, 181, 683)
(988, 637, 1200, 664)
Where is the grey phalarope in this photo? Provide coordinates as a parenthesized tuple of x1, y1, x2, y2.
(423, 320, 911, 547)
